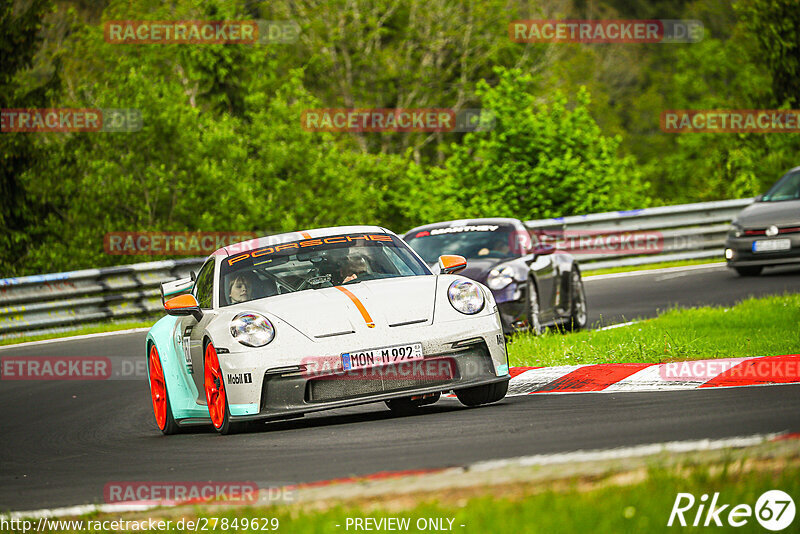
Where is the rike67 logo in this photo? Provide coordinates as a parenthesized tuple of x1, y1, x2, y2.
(668, 490, 795, 530)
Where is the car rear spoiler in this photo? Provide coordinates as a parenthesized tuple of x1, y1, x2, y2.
(160, 277, 195, 306)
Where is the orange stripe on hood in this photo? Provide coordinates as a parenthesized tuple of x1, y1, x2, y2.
(334, 286, 375, 328)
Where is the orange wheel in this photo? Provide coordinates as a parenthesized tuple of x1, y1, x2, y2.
(148, 344, 180, 434)
(204, 343, 227, 429)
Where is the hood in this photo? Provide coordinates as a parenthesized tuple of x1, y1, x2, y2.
(243, 276, 437, 339)
(735, 200, 800, 228)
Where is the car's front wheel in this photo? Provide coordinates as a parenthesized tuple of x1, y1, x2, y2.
(565, 268, 588, 331)
(454, 380, 508, 407)
(735, 266, 763, 277)
(148, 344, 181, 435)
(526, 278, 544, 335)
(204, 342, 246, 435)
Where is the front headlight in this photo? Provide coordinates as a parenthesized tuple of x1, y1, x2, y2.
(486, 265, 514, 290)
(447, 280, 485, 314)
(230, 312, 275, 347)
(729, 223, 744, 238)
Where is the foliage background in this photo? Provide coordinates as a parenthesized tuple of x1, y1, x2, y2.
(1, 0, 798, 275)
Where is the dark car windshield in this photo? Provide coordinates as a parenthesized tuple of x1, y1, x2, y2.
(761, 170, 800, 202)
(404, 224, 521, 264)
(219, 233, 429, 306)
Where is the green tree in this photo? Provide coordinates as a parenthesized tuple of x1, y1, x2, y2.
(0, 0, 59, 277)
(399, 68, 649, 224)
(737, 0, 800, 107)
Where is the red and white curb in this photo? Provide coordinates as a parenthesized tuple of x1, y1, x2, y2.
(503, 354, 800, 396)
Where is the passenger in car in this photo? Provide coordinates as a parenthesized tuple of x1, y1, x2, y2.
(227, 273, 252, 304)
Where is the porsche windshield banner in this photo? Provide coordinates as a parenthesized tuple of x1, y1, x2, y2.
(224, 233, 396, 268)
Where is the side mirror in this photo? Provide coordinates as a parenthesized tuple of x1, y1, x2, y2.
(533, 244, 556, 257)
(164, 294, 203, 322)
(438, 255, 467, 275)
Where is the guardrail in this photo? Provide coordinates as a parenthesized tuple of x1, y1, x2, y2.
(0, 259, 203, 339)
(0, 198, 752, 339)
(524, 197, 752, 271)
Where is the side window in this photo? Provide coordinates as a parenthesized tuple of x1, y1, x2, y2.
(193, 260, 215, 309)
(383, 247, 413, 276)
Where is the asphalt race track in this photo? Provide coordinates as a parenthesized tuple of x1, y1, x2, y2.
(583, 263, 800, 327)
(1, 264, 799, 511)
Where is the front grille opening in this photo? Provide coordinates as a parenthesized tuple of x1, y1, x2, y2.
(305, 358, 457, 403)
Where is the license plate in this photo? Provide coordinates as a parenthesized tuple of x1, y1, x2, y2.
(752, 239, 791, 253)
(342, 342, 423, 371)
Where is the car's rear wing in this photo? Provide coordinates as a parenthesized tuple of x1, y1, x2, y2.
(160, 277, 194, 306)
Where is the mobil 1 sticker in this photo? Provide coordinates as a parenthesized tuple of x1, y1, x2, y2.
(227, 372, 252, 385)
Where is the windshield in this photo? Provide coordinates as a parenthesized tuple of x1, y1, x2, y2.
(219, 233, 429, 306)
(404, 224, 521, 264)
(761, 170, 800, 202)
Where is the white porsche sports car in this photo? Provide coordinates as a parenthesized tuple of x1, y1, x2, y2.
(147, 226, 510, 434)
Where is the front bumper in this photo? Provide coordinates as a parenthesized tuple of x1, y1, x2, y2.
(246, 341, 505, 421)
(216, 312, 508, 421)
(725, 235, 800, 267)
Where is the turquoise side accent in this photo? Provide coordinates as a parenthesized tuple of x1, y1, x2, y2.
(147, 316, 209, 421)
(496, 364, 509, 376)
(230, 403, 259, 416)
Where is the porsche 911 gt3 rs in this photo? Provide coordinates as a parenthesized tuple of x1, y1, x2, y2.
(147, 226, 510, 434)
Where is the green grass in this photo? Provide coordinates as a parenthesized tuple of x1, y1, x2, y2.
(29, 457, 800, 533)
(0, 319, 156, 346)
(582, 258, 723, 277)
(507, 293, 800, 367)
(285, 464, 797, 534)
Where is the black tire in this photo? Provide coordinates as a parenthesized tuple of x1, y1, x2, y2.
(526, 278, 544, 335)
(454, 380, 508, 407)
(385, 392, 441, 415)
(160, 390, 182, 435)
(215, 398, 248, 435)
(563, 268, 588, 331)
(735, 266, 763, 277)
